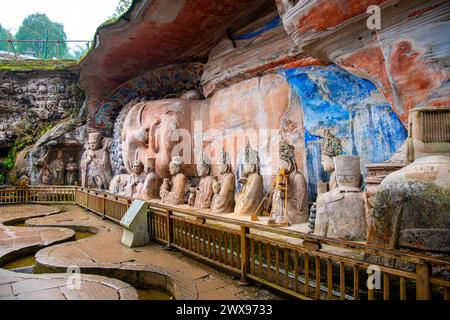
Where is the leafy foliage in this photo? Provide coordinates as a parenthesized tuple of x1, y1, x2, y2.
(15, 13, 69, 59)
(111, 0, 133, 19)
(0, 24, 13, 51)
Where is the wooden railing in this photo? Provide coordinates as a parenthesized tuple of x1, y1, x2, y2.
(0, 185, 75, 204)
(1, 186, 449, 300)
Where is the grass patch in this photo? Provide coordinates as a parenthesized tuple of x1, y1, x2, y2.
(0, 59, 78, 71)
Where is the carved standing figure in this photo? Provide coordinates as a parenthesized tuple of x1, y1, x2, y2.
(50, 150, 65, 185)
(194, 153, 214, 209)
(65, 156, 78, 185)
(234, 142, 263, 216)
(139, 158, 161, 201)
(212, 149, 235, 214)
(160, 156, 187, 205)
(268, 142, 309, 226)
(80, 132, 112, 189)
(314, 156, 368, 241)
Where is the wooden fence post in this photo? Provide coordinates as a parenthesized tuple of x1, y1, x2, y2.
(102, 193, 107, 219)
(240, 226, 250, 285)
(166, 210, 173, 247)
(416, 263, 431, 300)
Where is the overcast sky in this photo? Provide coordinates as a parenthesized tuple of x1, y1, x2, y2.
(0, 0, 120, 40)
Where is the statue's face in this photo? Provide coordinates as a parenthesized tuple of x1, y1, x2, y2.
(243, 163, 254, 175)
(169, 162, 179, 176)
(279, 159, 292, 174)
(88, 141, 100, 151)
(132, 163, 144, 174)
(321, 155, 334, 173)
(218, 163, 228, 175)
(197, 164, 209, 177)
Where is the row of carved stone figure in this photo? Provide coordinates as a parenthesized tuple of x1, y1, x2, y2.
(37, 150, 79, 186)
(80, 131, 369, 241)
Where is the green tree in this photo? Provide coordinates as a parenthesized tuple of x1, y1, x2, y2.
(15, 13, 69, 59)
(111, 0, 132, 19)
(0, 24, 12, 52)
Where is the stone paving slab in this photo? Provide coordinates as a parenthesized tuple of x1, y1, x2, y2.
(31, 205, 281, 300)
(0, 269, 137, 300)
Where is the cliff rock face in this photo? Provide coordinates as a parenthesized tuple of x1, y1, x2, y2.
(0, 69, 83, 184)
(276, 0, 450, 124)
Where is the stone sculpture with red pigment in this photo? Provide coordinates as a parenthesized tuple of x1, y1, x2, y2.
(193, 153, 215, 210)
(160, 156, 187, 206)
(80, 132, 112, 190)
(211, 149, 235, 214)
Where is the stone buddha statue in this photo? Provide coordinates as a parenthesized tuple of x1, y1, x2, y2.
(234, 142, 264, 216)
(193, 153, 215, 209)
(314, 156, 368, 241)
(125, 160, 146, 198)
(65, 156, 78, 186)
(139, 158, 161, 201)
(50, 149, 65, 185)
(160, 156, 187, 205)
(268, 142, 309, 226)
(211, 149, 235, 214)
(320, 130, 343, 193)
(80, 132, 112, 190)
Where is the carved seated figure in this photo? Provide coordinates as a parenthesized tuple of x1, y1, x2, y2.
(139, 158, 161, 201)
(193, 153, 214, 209)
(211, 150, 235, 214)
(235, 142, 263, 216)
(65, 156, 78, 186)
(268, 142, 309, 226)
(314, 156, 368, 241)
(124, 160, 146, 198)
(160, 156, 187, 205)
(80, 132, 112, 190)
(368, 107, 450, 253)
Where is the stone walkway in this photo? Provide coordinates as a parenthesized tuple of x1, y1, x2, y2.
(2, 204, 281, 300)
(0, 205, 75, 266)
(0, 269, 137, 300)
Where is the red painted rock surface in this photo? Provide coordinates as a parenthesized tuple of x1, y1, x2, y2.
(276, 0, 450, 124)
(120, 73, 305, 185)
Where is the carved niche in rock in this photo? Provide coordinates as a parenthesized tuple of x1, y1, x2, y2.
(314, 156, 368, 241)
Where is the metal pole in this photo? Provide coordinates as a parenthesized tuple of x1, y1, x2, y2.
(44, 30, 49, 59)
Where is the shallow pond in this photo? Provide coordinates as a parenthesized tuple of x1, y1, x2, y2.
(137, 288, 174, 300)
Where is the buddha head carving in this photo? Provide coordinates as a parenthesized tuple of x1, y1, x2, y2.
(321, 130, 343, 173)
(122, 99, 199, 178)
(279, 141, 297, 174)
(88, 132, 102, 151)
(197, 153, 211, 177)
(169, 156, 183, 176)
(243, 142, 260, 175)
(218, 149, 232, 175)
(131, 160, 144, 175)
(334, 156, 361, 188)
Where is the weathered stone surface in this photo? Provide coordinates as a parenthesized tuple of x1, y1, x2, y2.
(368, 155, 450, 253)
(276, 0, 449, 124)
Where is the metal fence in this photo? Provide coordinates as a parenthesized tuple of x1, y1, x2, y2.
(0, 39, 92, 60)
(1, 185, 449, 300)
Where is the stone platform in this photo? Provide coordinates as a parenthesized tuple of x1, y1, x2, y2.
(0, 269, 137, 300)
(2, 204, 281, 300)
